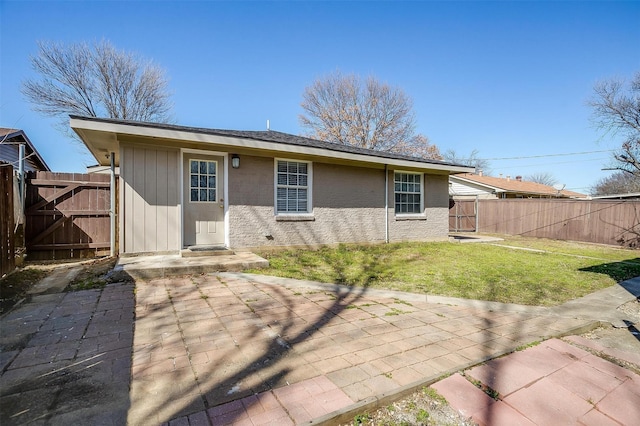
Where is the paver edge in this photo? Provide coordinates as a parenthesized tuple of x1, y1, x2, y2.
(302, 320, 602, 426)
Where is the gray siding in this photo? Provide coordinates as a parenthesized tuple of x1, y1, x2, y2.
(0, 143, 44, 172)
(120, 144, 180, 253)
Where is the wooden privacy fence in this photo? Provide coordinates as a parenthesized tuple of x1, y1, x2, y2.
(476, 199, 640, 248)
(25, 171, 111, 260)
(1, 164, 15, 275)
(449, 199, 477, 232)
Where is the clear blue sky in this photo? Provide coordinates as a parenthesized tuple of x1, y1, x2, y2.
(2, 1, 639, 193)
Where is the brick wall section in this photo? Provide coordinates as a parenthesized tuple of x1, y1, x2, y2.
(228, 154, 450, 248)
(387, 173, 450, 242)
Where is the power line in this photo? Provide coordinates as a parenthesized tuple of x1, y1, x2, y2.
(478, 149, 615, 161)
(492, 157, 609, 170)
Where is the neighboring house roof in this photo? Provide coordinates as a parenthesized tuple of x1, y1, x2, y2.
(0, 128, 51, 172)
(69, 115, 474, 174)
(591, 192, 640, 200)
(450, 173, 587, 198)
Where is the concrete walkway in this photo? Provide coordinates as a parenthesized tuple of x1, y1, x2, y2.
(0, 284, 134, 425)
(1, 272, 638, 425)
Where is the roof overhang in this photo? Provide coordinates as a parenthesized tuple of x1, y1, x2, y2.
(70, 116, 475, 174)
(450, 175, 505, 193)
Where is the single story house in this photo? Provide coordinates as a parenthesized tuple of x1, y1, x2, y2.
(70, 116, 473, 254)
(450, 173, 586, 200)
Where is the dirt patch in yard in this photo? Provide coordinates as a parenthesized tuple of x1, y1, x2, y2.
(340, 385, 475, 426)
(1, 267, 49, 314)
(0, 257, 119, 314)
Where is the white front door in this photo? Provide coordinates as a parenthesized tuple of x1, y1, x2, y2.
(183, 155, 225, 246)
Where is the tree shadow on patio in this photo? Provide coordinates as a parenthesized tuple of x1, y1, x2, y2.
(128, 272, 373, 424)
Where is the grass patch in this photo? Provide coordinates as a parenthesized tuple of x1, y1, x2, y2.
(251, 238, 640, 306)
(69, 277, 107, 291)
(422, 386, 447, 404)
(516, 340, 541, 351)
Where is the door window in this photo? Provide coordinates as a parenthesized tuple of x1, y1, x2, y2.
(189, 160, 217, 202)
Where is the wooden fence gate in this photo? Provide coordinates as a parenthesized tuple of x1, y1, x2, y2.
(449, 199, 477, 232)
(25, 171, 111, 260)
(1, 164, 15, 275)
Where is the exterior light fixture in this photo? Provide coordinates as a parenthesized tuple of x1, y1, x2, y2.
(231, 154, 240, 169)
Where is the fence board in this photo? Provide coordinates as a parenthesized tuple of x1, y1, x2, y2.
(476, 199, 640, 248)
(25, 171, 111, 260)
(0, 164, 15, 275)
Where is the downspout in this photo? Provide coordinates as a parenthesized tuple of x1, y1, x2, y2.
(384, 164, 389, 243)
(18, 143, 25, 217)
(110, 152, 116, 257)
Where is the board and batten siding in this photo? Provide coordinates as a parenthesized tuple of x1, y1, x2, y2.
(120, 144, 181, 253)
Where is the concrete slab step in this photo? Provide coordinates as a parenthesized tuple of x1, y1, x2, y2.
(111, 252, 269, 280)
(181, 248, 235, 257)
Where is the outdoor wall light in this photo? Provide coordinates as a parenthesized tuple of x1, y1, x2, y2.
(231, 154, 240, 169)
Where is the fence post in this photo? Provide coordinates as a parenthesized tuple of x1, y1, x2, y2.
(475, 195, 479, 233)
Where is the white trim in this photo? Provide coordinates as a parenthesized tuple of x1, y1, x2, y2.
(223, 155, 229, 248)
(384, 165, 389, 243)
(179, 151, 184, 250)
(394, 170, 426, 217)
(70, 117, 473, 173)
(274, 158, 313, 215)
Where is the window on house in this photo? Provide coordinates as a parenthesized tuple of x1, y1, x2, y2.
(276, 159, 311, 213)
(394, 172, 423, 214)
(190, 160, 217, 202)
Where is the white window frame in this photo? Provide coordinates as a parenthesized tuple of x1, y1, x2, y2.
(274, 158, 313, 215)
(394, 171, 425, 216)
(188, 159, 218, 203)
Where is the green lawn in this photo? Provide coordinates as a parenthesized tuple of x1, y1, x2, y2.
(251, 237, 640, 306)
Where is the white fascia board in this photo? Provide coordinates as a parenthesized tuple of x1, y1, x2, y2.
(450, 175, 504, 192)
(70, 117, 473, 173)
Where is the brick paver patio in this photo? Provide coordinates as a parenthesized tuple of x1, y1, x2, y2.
(2, 270, 637, 425)
(434, 338, 640, 425)
(127, 273, 593, 424)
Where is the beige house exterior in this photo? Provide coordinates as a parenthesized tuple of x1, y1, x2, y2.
(71, 116, 473, 254)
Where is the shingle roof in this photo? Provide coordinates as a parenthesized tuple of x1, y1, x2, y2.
(69, 115, 467, 168)
(453, 173, 586, 198)
(0, 128, 19, 138)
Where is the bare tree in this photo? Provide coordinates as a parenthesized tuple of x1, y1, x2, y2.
(443, 149, 492, 174)
(525, 172, 558, 186)
(590, 171, 640, 195)
(299, 71, 441, 159)
(589, 71, 640, 176)
(22, 40, 172, 134)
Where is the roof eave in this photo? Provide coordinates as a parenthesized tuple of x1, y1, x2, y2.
(70, 116, 475, 173)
